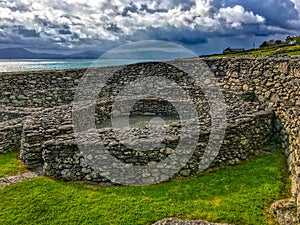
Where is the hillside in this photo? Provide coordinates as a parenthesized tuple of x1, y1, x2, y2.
(0, 48, 66, 59)
(0, 48, 104, 59)
(205, 45, 300, 58)
(204, 35, 300, 58)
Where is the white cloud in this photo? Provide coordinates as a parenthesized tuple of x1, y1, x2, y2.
(1, 0, 292, 51)
(287, 0, 300, 30)
(217, 5, 265, 28)
(291, 0, 300, 13)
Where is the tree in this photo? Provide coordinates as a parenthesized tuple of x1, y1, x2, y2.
(268, 39, 275, 46)
(260, 41, 268, 48)
(296, 36, 300, 44)
(286, 36, 293, 42)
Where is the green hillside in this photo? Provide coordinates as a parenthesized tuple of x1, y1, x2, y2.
(205, 35, 300, 58)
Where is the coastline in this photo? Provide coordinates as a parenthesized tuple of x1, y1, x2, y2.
(0, 55, 299, 74)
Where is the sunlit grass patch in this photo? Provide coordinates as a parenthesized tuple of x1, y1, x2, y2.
(0, 149, 290, 225)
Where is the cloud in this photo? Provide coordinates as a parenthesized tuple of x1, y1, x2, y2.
(217, 5, 265, 28)
(212, 0, 299, 30)
(0, 0, 298, 53)
(291, 0, 300, 13)
(16, 27, 40, 37)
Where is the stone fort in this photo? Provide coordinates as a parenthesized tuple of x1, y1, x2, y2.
(0, 56, 299, 224)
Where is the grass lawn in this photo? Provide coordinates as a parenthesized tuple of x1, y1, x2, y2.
(0, 150, 290, 225)
(0, 150, 26, 177)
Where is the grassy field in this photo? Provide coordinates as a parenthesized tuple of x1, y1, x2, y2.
(0, 150, 26, 177)
(0, 149, 290, 225)
(205, 44, 300, 58)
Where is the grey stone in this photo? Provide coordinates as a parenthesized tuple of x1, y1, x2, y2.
(0, 57, 299, 224)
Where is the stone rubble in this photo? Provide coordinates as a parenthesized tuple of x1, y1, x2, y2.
(0, 172, 38, 190)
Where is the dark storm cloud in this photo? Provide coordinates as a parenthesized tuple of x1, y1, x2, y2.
(177, 35, 208, 45)
(58, 29, 72, 35)
(121, 2, 168, 16)
(121, 2, 138, 16)
(0, 0, 299, 54)
(134, 27, 208, 45)
(17, 27, 40, 37)
(139, 4, 168, 13)
(105, 24, 121, 33)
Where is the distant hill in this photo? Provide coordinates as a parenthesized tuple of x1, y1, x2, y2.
(0, 48, 104, 59)
(68, 50, 104, 59)
(0, 48, 65, 59)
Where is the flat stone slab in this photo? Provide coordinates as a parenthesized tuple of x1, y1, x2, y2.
(0, 181, 9, 189)
(0, 172, 39, 190)
(22, 172, 38, 179)
(153, 218, 232, 225)
(4, 175, 23, 184)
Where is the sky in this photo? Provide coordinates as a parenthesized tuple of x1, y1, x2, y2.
(0, 0, 299, 55)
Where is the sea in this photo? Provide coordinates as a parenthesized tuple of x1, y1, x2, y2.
(0, 59, 155, 72)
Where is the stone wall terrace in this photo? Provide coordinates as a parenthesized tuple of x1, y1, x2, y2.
(0, 56, 299, 224)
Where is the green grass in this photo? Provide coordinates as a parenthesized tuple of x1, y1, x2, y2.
(0, 150, 26, 177)
(0, 150, 290, 225)
(280, 51, 300, 56)
(206, 44, 300, 58)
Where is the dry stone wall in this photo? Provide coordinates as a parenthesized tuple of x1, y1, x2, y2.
(20, 104, 273, 183)
(0, 106, 41, 154)
(0, 56, 299, 224)
(204, 56, 300, 224)
(0, 118, 23, 154)
(0, 69, 83, 107)
(271, 107, 300, 224)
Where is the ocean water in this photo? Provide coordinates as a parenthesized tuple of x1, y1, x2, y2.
(0, 59, 155, 72)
